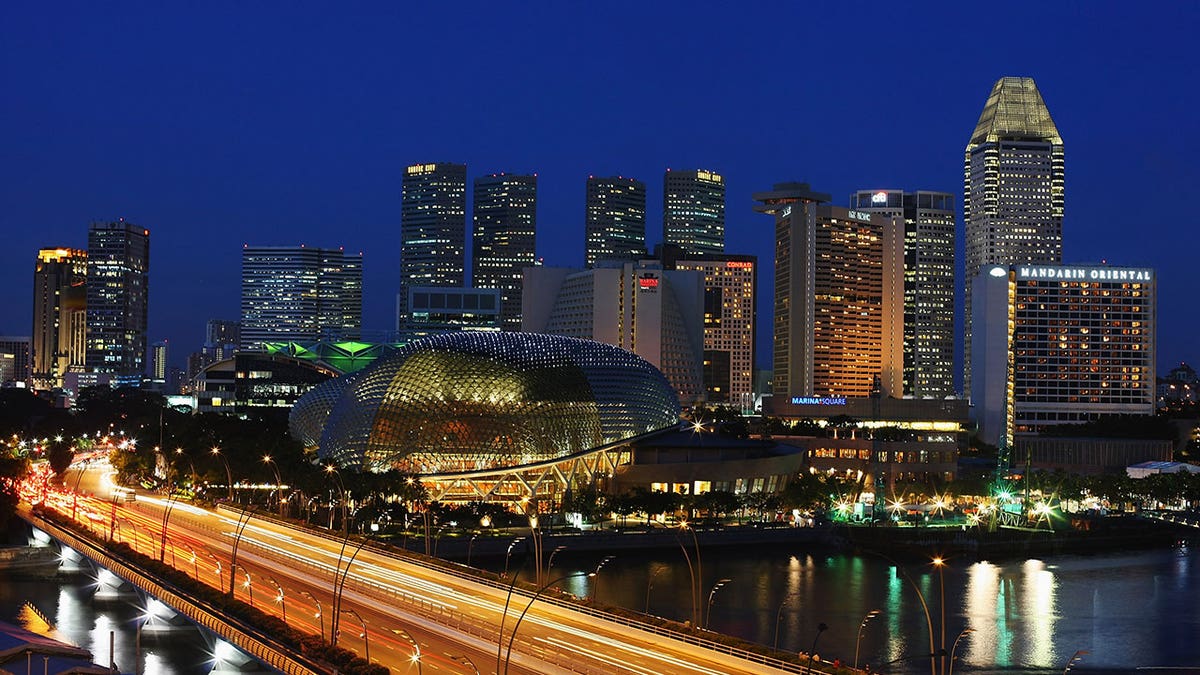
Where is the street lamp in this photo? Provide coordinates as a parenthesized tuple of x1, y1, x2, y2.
(676, 522, 703, 627)
(854, 609, 881, 671)
(804, 622, 828, 675)
(590, 555, 616, 605)
(502, 537, 523, 579)
(503, 570, 594, 675)
(451, 655, 480, 675)
(300, 590, 324, 641)
(340, 609, 370, 665)
(234, 564, 253, 606)
(546, 544, 567, 578)
(932, 557, 947, 674)
(392, 627, 422, 675)
(210, 448, 233, 501)
(948, 627, 975, 675)
(262, 455, 284, 517)
(265, 576, 286, 624)
(774, 595, 794, 652)
(705, 578, 732, 629)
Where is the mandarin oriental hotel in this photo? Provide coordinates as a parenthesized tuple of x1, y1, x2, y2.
(971, 264, 1155, 447)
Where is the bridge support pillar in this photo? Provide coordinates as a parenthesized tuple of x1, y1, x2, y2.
(209, 640, 273, 674)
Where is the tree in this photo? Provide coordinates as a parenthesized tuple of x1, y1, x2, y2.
(0, 450, 30, 529)
(47, 440, 75, 478)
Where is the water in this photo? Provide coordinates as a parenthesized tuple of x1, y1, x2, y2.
(0, 569, 217, 674)
(507, 543, 1200, 673)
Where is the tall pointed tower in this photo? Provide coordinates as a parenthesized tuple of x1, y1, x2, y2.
(963, 77, 1064, 396)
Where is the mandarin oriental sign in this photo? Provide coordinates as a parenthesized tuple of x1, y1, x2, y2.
(1017, 266, 1153, 282)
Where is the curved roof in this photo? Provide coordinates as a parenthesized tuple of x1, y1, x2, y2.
(290, 332, 680, 473)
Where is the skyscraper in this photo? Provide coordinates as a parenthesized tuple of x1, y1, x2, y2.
(584, 176, 646, 267)
(85, 220, 150, 380)
(852, 190, 956, 398)
(472, 173, 537, 329)
(755, 186, 904, 402)
(399, 162, 467, 331)
(964, 77, 1064, 395)
(31, 247, 87, 389)
(663, 169, 725, 255)
(151, 340, 168, 381)
(240, 245, 362, 349)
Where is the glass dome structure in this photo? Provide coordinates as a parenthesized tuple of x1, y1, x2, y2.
(290, 332, 680, 473)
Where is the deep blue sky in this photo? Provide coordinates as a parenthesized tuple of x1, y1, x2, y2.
(3, 2, 1196, 382)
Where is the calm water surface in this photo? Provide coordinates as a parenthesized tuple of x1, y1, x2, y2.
(512, 543, 1200, 673)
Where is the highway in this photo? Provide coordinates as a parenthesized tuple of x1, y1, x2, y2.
(37, 461, 803, 675)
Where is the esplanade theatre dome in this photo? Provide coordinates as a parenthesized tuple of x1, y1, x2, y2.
(289, 332, 680, 473)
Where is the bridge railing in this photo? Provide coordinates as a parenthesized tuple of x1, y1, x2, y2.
(219, 504, 814, 674)
(25, 510, 328, 675)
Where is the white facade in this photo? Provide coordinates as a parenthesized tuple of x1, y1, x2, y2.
(523, 261, 705, 406)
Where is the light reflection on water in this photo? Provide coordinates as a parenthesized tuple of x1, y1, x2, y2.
(532, 543, 1200, 673)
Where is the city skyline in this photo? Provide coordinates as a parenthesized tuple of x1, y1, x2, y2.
(2, 4, 1195, 378)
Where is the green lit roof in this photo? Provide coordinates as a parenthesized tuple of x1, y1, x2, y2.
(263, 340, 406, 374)
(968, 77, 1062, 146)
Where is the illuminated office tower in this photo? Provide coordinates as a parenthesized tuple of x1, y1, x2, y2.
(240, 246, 362, 349)
(85, 220, 150, 380)
(399, 162, 467, 330)
(151, 340, 168, 380)
(663, 169, 725, 255)
(0, 337, 31, 385)
(672, 254, 756, 411)
(31, 247, 87, 389)
(755, 185, 903, 402)
(964, 77, 1064, 395)
(851, 190, 956, 398)
(472, 173, 537, 329)
(972, 264, 1155, 448)
(584, 176, 646, 267)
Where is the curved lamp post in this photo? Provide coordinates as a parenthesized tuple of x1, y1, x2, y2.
(503, 570, 593, 675)
(774, 595, 793, 652)
(590, 555, 616, 605)
(804, 622, 828, 675)
(340, 609, 370, 665)
(854, 609, 881, 671)
(331, 527, 375, 648)
(210, 448, 233, 501)
(677, 521, 703, 627)
(1063, 649, 1089, 675)
(705, 578, 732, 629)
(234, 563, 253, 606)
(265, 576, 286, 624)
(392, 627, 422, 675)
(451, 654, 480, 675)
(262, 455, 284, 517)
(948, 627, 975, 675)
(300, 590, 324, 641)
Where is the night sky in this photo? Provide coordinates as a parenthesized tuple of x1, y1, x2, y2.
(3, 3, 1196, 382)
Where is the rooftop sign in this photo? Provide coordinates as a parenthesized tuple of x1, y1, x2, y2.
(1016, 266, 1153, 282)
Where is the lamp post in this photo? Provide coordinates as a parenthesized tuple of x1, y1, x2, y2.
(1062, 650, 1089, 675)
(854, 609, 881, 671)
(705, 578, 732, 629)
(174, 448, 196, 492)
(233, 564, 253, 606)
(467, 533, 479, 567)
(451, 654, 480, 675)
(948, 627, 974, 675)
(184, 545, 199, 581)
(69, 458, 90, 521)
(546, 545, 567, 579)
(210, 448, 233, 501)
(774, 595, 793, 652)
(262, 455, 284, 517)
(392, 627, 422, 675)
(300, 590, 324, 641)
(266, 576, 286, 624)
(331, 523, 377, 648)
(495, 554, 531, 675)
(503, 570, 593, 675)
(226, 507, 256, 598)
(502, 537, 523, 579)
(932, 557, 947, 674)
(590, 555, 616, 605)
(676, 522, 703, 627)
(340, 609, 370, 664)
(804, 622, 828, 675)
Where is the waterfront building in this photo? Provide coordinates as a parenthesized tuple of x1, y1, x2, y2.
(754, 185, 904, 403)
(85, 220, 149, 382)
(972, 264, 1155, 448)
(399, 162, 467, 331)
(31, 247, 87, 389)
(0, 337, 31, 385)
(584, 176, 646, 267)
(663, 168, 725, 255)
(523, 260, 705, 407)
(669, 252, 757, 412)
(472, 173, 537, 329)
(964, 77, 1064, 395)
(851, 190, 956, 398)
(193, 351, 337, 414)
(401, 286, 502, 338)
(240, 245, 362, 349)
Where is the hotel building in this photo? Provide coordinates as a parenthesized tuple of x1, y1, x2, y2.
(31, 247, 87, 389)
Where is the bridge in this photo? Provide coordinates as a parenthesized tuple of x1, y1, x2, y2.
(23, 464, 816, 675)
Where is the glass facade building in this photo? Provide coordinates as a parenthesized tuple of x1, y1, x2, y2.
(964, 77, 1065, 395)
(851, 190, 956, 398)
(472, 173, 537, 330)
(663, 169, 725, 255)
(85, 220, 149, 379)
(291, 332, 680, 473)
(240, 245, 362, 349)
(399, 162, 467, 331)
(584, 176, 646, 267)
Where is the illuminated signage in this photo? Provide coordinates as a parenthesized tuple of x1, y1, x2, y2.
(406, 163, 437, 175)
(726, 261, 754, 269)
(781, 205, 793, 218)
(638, 272, 659, 290)
(871, 191, 888, 204)
(696, 170, 723, 183)
(1016, 267, 1153, 282)
(790, 396, 847, 406)
(989, 266, 1008, 277)
(847, 210, 873, 222)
